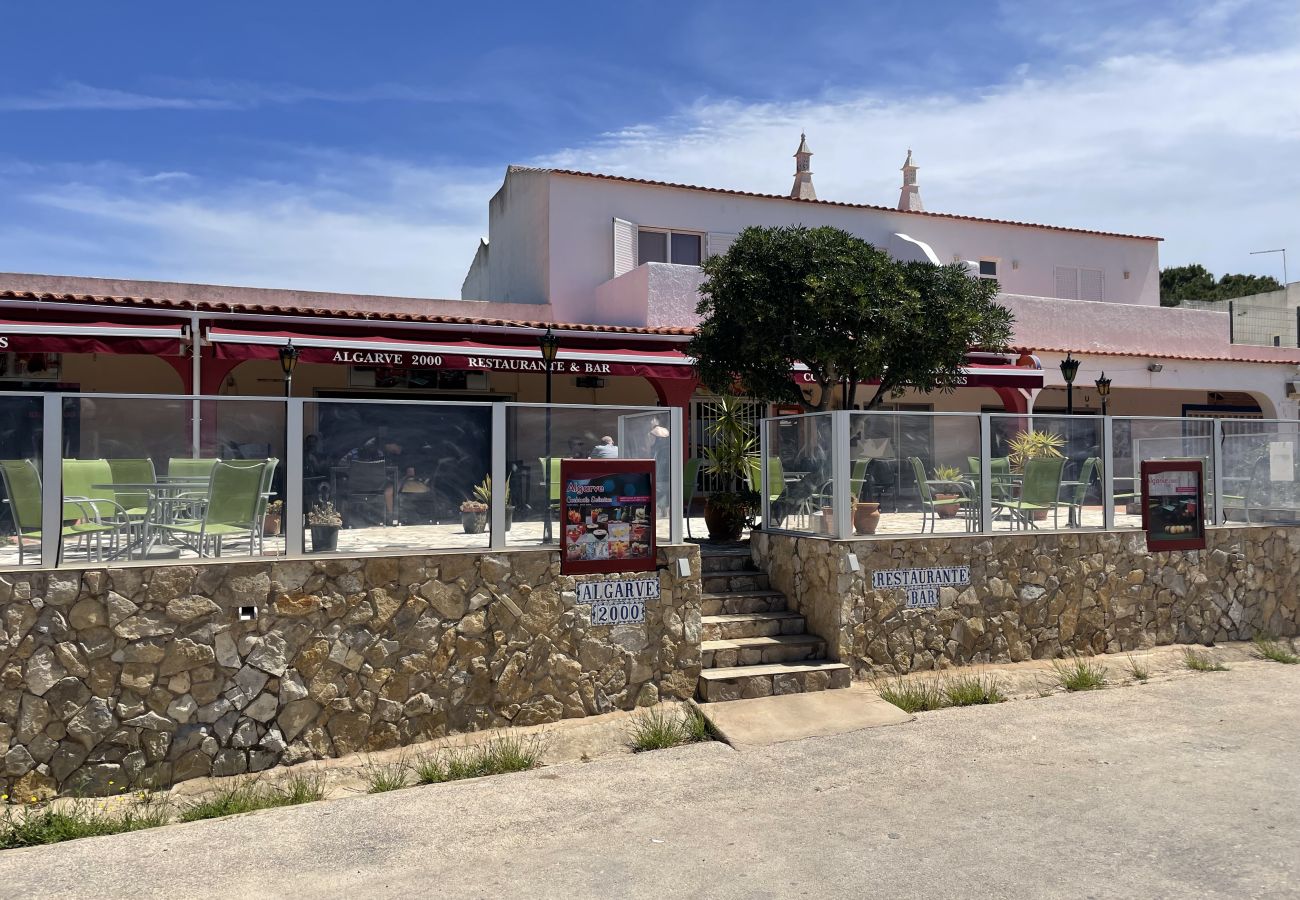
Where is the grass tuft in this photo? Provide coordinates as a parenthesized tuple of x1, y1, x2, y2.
(179, 772, 325, 823)
(1126, 655, 1150, 682)
(875, 677, 945, 713)
(414, 734, 543, 784)
(942, 674, 1006, 707)
(1182, 648, 1229, 672)
(1052, 656, 1108, 691)
(1252, 635, 1300, 665)
(627, 706, 713, 752)
(0, 794, 171, 849)
(362, 757, 410, 794)
(683, 706, 713, 743)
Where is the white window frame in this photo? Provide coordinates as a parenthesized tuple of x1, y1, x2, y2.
(977, 258, 999, 279)
(637, 227, 705, 267)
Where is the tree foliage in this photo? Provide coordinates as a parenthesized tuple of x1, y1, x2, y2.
(1160, 264, 1283, 306)
(689, 225, 1014, 410)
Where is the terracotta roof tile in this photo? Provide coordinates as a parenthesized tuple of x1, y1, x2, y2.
(531, 167, 1162, 242)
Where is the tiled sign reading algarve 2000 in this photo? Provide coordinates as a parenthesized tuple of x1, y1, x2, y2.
(871, 566, 971, 610)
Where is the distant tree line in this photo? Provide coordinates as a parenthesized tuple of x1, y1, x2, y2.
(1160, 264, 1283, 307)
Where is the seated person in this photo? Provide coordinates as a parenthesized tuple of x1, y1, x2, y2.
(590, 435, 619, 459)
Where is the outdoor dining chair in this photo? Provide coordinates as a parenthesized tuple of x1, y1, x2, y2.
(744, 454, 796, 527)
(1060, 456, 1100, 527)
(107, 458, 156, 522)
(994, 456, 1066, 530)
(0, 459, 120, 565)
(683, 457, 701, 539)
(62, 458, 133, 558)
(154, 460, 268, 557)
(908, 457, 969, 533)
(538, 456, 563, 519)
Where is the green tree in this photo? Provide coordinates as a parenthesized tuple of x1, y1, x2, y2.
(1160, 264, 1282, 306)
(689, 225, 1013, 410)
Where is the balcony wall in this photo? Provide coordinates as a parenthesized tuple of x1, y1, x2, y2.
(592, 263, 706, 328)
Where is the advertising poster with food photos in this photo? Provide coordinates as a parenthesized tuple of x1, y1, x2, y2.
(560, 459, 656, 575)
(1140, 459, 1206, 551)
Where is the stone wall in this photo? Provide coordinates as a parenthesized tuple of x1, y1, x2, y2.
(753, 527, 1300, 678)
(0, 546, 700, 798)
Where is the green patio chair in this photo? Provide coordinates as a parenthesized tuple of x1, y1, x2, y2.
(683, 457, 701, 539)
(1060, 457, 1100, 527)
(1, 459, 120, 564)
(538, 457, 562, 515)
(107, 458, 156, 520)
(62, 458, 132, 558)
(155, 460, 267, 557)
(167, 457, 220, 480)
(994, 456, 1066, 530)
(908, 457, 968, 533)
(744, 455, 794, 526)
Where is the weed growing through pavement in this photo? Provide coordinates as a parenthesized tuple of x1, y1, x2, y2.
(1182, 648, 1229, 672)
(180, 772, 326, 822)
(942, 674, 1007, 706)
(0, 792, 172, 849)
(1126, 656, 1150, 682)
(362, 757, 411, 794)
(414, 734, 544, 783)
(1052, 656, 1108, 691)
(627, 705, 714, 752)
(1252, 635, 1300, 665)
(874, 677, 945, 712)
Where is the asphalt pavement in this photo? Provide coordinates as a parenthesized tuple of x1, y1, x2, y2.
(3, 662, 1298, 899)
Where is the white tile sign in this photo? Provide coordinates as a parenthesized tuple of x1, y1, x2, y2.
(577, 576, 659, 625)
(871, 566, 970, 610)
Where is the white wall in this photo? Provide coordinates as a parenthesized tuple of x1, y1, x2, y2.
(471, 168, 551, 306)
(542, 172, 1161, 325)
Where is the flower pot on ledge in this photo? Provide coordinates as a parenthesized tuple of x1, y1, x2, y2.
(935, 494, 960, 518)
(853, 502, 881, 535)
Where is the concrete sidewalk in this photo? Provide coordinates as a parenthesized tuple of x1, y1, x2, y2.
(3, 662, 1298, 899)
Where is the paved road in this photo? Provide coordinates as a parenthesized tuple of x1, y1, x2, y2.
(4, 664, 1298, 899)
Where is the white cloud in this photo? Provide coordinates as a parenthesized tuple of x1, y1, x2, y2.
(0, 79, 462, 112)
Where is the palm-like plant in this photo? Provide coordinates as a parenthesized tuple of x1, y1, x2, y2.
(1007, 430, 1065, 471)
(701, 396, 758, 540)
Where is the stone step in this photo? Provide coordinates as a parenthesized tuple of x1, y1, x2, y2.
(700, 589, 788, 617)
(701, 611, 806, 641)
(697, 661, 852, 702)
(702, 570, 771, 594)
(700, 549, 755, 573)
(702, 634, 827, 668)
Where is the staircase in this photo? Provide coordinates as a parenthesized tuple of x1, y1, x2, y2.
(697, 546, 851, 702)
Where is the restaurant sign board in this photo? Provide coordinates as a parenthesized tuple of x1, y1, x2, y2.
(1140, 459, 1206, 551)
(871, 566, 971, 610)
(560, 459, 657, 576)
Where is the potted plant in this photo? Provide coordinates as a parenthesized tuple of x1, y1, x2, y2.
(931, 464, 964, 518)
(471, 475, 512, 531)
(459, 500, 488, 534)
(852, 500, 881, 535)
(701, 396, 758, 542)
(1007, 430, 1065, 519)
(262, 499, 284, 536)
(307, 500, 342, 552)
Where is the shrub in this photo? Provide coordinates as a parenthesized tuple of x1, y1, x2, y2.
(1053, 656, 1108, 691)
(1252, 636, 1300, 665)
(1182, 648, 1229, 672)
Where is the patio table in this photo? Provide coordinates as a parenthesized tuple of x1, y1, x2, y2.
(91, 478, 212, 559)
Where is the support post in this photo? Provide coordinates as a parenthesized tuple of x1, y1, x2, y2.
(831, 411, 851, 539)
(285, 398, 305, 557)
(1101, 414, 1115, 531)
(189, 313, 201, 456)
(979, 413, 993, 534)
(490, 403, 507, 550)
(669, 405, 684, 544)
(759, 418, 770, 531)
(40, 393, 62, 568)
(1211, 417, 1224, 526)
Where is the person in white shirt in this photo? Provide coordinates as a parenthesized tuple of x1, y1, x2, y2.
(590, 435, 619, 458)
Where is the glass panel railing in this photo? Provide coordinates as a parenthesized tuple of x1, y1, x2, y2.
(0, 394, 45, 567)
(1220, 419, 1300, 525)
(851, 411, 983, 536)
(989, 413, 1104, 532)
(1111, 417, 1214, 530)
(505, 404, 673, 548)
(762, 412, 835, 536)
(56, 396, 286, 563)
(302, 398, 493, 555)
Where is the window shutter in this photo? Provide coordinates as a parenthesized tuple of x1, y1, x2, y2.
(1054, 266, 1079, 300)
(612, 218, 636, 277)
(1079, 268, 1104, 301)
(706, 232, 739, 259)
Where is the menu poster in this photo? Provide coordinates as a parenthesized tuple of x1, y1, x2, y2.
(1140, 459, 1206, 551)
(560, 459, 657, 575)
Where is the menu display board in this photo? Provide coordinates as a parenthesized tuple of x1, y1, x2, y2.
(1140, 459, 1206, 551)
(560, 459, 657, 575)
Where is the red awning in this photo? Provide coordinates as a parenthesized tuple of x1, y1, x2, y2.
(206, 327, 697, 380)
(0, 318, 186, 356)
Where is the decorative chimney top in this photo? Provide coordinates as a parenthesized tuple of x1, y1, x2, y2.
(790, 133, 816, 201)
(898, 148, 923, 211)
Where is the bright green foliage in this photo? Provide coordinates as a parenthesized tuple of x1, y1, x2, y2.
(413, 735, 542, 783)
(0, 795, 171, 849)
(363, 759, 410, 793)
(179, 773, 325, 822)
(627, 706, 713, 751)
(875, 677, 945, 712)
(942, 674, 1007, 706)
(690, 225, 1013, 410)
(1053, 656, 1108, 691)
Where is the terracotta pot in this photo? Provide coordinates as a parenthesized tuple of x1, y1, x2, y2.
(935, 493, 960, 518)
(262, 513, 282, 537)
(703, 497, 746, 542)
(853, 502, 881, 535)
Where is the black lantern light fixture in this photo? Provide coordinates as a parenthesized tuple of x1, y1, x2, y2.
(1059, 352, 1080, 415)
(538, 326, 560, 544)
(1095, 372, 1112, 417)
(278, 340, 300, 398)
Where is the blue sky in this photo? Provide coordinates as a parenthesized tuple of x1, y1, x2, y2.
(1, 0, 1298, 297)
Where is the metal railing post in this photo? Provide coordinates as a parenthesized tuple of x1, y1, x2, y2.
(1101, 415, 1115, 531)
(284, 398, 305, 557)
(979, 413, 993, 534)
(832, 411, 851, 539)
(1211, 417, 1224, 526)
(490, 403, 507, 550)
(759, 419, 770, 530)
(669, 405, 684, 544)
(40, 394, 62, 568)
